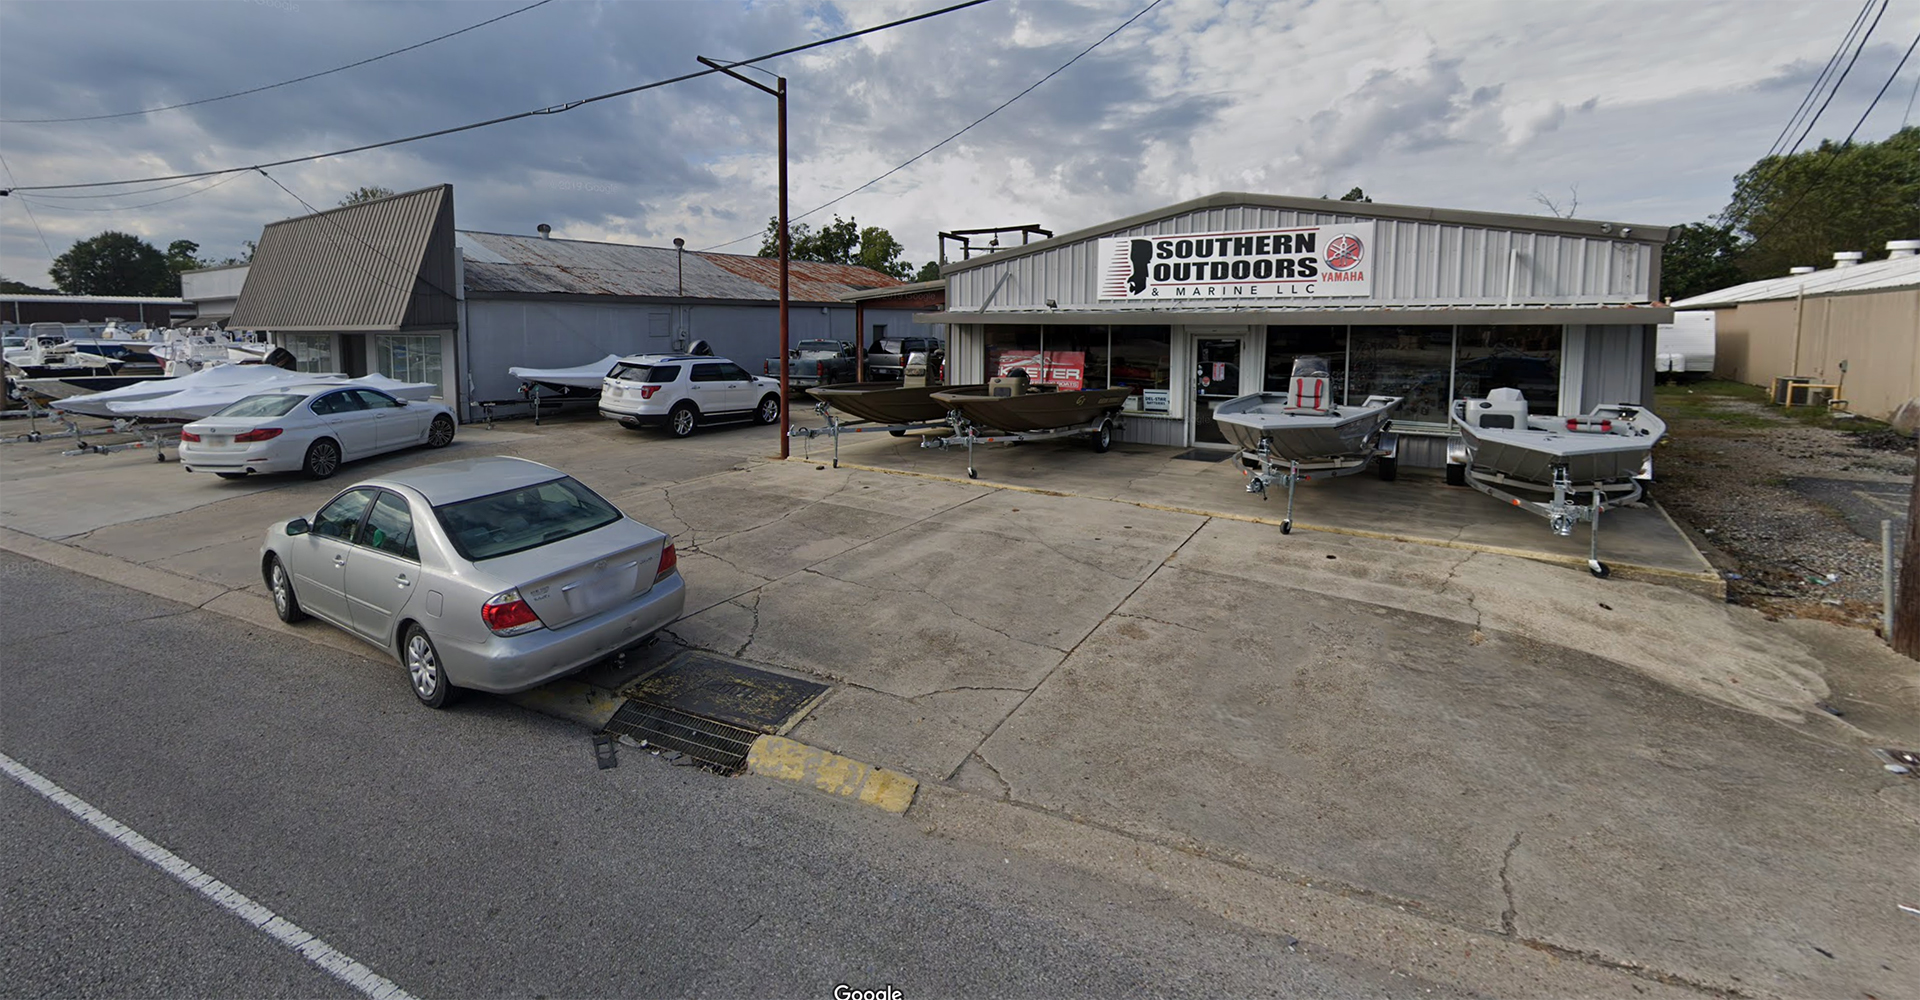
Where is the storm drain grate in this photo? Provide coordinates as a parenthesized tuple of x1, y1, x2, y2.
(602, 699, 759, 775)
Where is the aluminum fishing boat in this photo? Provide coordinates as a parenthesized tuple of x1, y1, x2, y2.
(1213, 357, 1403, 534)
(1448, 387, 1666, 577)
(928, 382, 1133, 432)
(808, 381, 985, 425)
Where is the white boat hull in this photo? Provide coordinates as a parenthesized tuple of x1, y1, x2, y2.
(1454, 403, 1664, 484)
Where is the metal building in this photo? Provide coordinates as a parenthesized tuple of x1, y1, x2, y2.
(925, 192, 1673, 465)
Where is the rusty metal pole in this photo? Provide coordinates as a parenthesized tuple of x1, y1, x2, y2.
(777, 76, 790, 459)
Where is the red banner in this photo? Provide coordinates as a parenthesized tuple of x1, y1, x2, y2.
(993, 350, 1085, 391)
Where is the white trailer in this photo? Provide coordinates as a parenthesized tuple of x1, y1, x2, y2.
(1655, 310, 1716, 381)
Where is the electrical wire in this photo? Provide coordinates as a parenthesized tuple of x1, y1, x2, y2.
(1749, 27, 1920, 246)
(1760, 0, 1873, 163)
(0, 152, 58, 263)
(699, 0, 1163, 252)
(15, 172, 250, 212)
(0, 0, 997, 194)
(2, 0, 554, 125)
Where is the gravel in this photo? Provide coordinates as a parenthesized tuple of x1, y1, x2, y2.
(1652, 389, 1914, 631)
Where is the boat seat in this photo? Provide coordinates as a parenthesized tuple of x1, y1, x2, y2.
(1466, 387, 1528, 430)
(1287, 375, 1332, 413)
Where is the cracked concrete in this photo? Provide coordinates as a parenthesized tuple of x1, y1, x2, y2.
(1498, 832, 1522, 937)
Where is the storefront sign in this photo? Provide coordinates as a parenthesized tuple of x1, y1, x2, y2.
(1096, 222, 1375, 301)
(1141, 388, 1170, 412)
(995, 350, 1084, 391)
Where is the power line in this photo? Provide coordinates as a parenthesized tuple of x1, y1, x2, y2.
(1750, 26, 1920, 246)
(2, 0, 554, 125)
(0, 0, 997, 195)
(1760, 0, 1873, 162)
(0, 152, 58, 264)
(1903, 61, 1920, 128)
(700, 0, 1164, 252)
(16, 172, 250, 212)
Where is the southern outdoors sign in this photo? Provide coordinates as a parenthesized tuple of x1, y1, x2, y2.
(1096, 222, 1376, 301)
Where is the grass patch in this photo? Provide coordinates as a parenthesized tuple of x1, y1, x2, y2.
(1653, 379, 1893, 435)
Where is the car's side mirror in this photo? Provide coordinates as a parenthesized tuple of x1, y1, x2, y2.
(286, 518, 311, 536)
(395, 398, 409, 406)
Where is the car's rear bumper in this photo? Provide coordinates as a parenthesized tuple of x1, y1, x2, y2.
(180, 442, 305, 474)
(434, 571, 687, 693)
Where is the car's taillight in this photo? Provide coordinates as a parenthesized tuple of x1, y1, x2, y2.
(481, 588, 544, 636)
(235, 427, 283, 442)
(655, 542, 678, 583)
(640, 385, 661, 399)
(179, 430, 201, 442)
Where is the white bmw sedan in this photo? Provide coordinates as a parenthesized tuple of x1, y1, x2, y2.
(259, 456, 686, 707)
(180, 384, 457, 480)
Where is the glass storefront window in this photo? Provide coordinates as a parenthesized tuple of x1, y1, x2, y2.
(980, 324, 1174, 413)
(280, 333, 336, 374)
(1107, 326, 1171, 413)
(1263, 326, 1346, 395)
(375, 334, 445, 398)
(1455, 325, 1561, 415)
(1347, 325, 1453, 423)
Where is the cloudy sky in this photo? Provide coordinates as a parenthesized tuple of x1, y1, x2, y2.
(1, 0, 1916, 287)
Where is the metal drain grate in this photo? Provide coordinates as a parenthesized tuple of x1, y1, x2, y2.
(602, 699, 759, 774)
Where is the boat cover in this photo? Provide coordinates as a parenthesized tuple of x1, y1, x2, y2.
(507, 355, 623, 389)
(57, 366, 434, 421)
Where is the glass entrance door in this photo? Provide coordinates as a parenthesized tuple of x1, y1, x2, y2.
(1191, 335, 1248, 446)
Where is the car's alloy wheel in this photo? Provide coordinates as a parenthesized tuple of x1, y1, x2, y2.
(427, 414, 455, 447)
(669, 403, 697, 438)
(754, 394, 780, 425)
(268, 557, 306, 623)
(404, 624, 455, 708)
(303, 439, 340, 479)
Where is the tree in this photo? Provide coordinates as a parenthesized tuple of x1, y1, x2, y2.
(914, 260, 941, 282)
(339, 185, 397, 207)
(1339, 187, 1372, 203)
(1721, 126, 1920, 279)
(165, 239, 207, 277)
(758, 214, 915, 279)
(1, 275, 56, 294)
(1660, 222, 1745, 301)
(1531, 184, 1579, 218)
(49, 231, 175, 296)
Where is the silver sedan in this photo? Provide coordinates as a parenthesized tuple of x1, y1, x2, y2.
(258, 456, 686, 707)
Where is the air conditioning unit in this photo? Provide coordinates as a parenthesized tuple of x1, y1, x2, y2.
(1771, 375, 1810, 405)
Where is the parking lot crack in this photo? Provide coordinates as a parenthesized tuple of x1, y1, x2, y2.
(966, 751, 1012, 799)
(1499, 831, 1522, 937)
(884, 571, 1063, 654)
(1111, 611, 1203, 634)
(1439, 550, 1483, 629)
(731, 592, 762, 659)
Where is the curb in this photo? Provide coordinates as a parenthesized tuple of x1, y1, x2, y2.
(745, 734, 918, 814)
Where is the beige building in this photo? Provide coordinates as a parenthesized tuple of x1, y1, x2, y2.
(1675, 242, 1920, 426)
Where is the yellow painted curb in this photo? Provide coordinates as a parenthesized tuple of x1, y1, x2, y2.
(746, 734, 917, 814)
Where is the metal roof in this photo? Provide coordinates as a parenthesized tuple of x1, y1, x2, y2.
(840, 278, 944, 303)
(231, 184, 458, 332)
(457, 230, 905, 303)
(1672, 254, 1920, 308)
(941, 191, 1672, 275)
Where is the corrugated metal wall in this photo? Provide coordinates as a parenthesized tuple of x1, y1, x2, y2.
(949, 204, 1656, 313)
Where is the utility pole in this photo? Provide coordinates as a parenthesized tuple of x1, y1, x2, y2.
(1894, 442, 1919, 659)
(698, 57, 789, 459)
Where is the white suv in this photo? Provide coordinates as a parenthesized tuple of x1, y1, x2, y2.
(599, 354, 782, 437)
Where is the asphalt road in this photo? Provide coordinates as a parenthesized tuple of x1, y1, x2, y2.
(0, 550, 1458, 1000)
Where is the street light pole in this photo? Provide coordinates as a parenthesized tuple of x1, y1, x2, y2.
(698, 56, 790, 459)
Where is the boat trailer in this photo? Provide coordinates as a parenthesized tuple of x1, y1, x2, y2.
(1239, 431, 1399, 535)
(790, 401, 1120, 479)
(788, 401, 951, 468)
(1448, 453, 1644, 578)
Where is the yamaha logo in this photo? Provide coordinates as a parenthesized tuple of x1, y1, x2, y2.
(1325, 234, 1365, 272)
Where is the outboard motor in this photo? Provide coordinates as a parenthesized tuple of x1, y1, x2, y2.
(263, 346, 298, 370)
(989, 367, 1030, 397)
(687, 339, 714, 357)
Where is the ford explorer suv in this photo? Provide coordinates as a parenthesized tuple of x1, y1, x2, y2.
(599, 354, 781, 437)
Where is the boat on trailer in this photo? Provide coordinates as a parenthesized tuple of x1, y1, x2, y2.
(1447, 387, 1666, 577)
(807, 381, 985, 426)
(1213, 356, 1402, 534)
(507, 355, 622, 402)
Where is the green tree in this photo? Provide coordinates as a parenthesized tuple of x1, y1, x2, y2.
(49, 231, 175, 296)
(914, 260, 941, 282)
(1660, 222, 1745, 301)
(1721, 126, 1919, 278)
(339, 185, 397, 207)
(758, 214, 914, 279)
(165, 239, 207, 276)
(0, 275, 56, 294)
(1338, 187, 1372, 203)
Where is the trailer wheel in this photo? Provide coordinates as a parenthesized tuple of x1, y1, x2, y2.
(1589, 560, 1611, 579)
(1445, 462, 1466, 487)
(1090, 418, 1113, 453)
(1375, 455, 1397, 482)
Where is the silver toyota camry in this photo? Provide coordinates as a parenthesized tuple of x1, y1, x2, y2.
(258, 456, 686, 707)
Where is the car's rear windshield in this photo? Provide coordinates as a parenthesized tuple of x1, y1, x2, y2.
(608, 362, 677, 383)
(433, 476, 623, 561)
(214, 394, 305, 418)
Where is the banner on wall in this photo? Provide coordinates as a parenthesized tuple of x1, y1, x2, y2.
(994, 350, 1085, 391)
(1096, 222, 1375, 301)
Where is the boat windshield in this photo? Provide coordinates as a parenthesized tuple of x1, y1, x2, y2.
(215, 394, 305, 418)
(1290, 356, 1333, 379)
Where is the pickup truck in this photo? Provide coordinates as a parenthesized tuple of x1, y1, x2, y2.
(865, 337, 943, 382)
(764, 340, 857, 388)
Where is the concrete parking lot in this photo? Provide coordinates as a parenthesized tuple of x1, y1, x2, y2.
(3, 407, 1916, 999)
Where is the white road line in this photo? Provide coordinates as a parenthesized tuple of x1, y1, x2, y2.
(1, 750, 419, 1000)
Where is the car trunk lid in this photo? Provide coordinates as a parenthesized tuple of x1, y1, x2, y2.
(483, 521, 668, 630)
